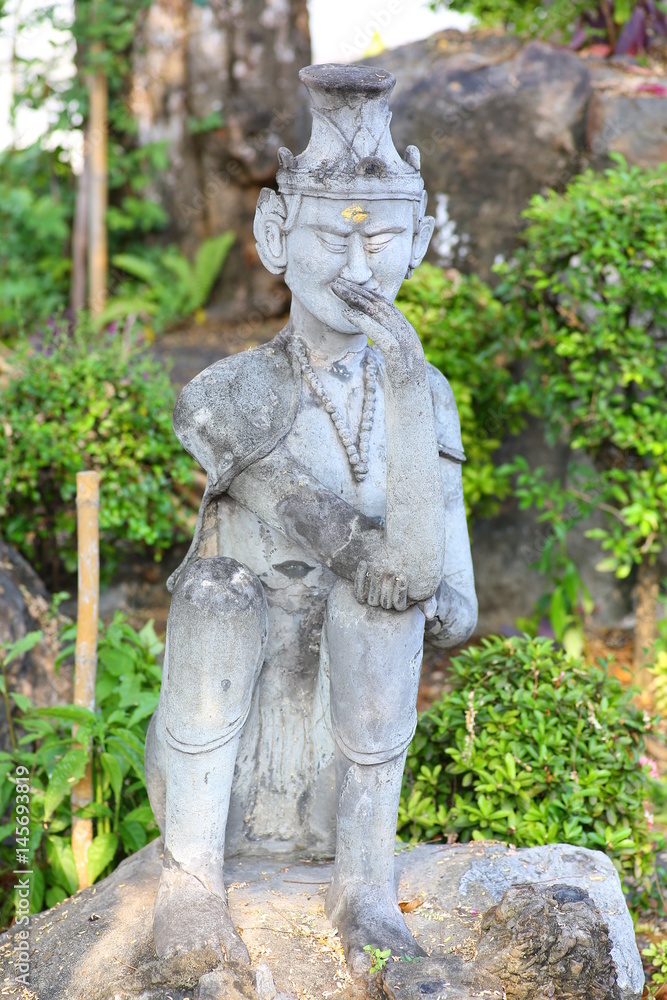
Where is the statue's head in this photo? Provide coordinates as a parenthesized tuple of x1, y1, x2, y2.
(254, 64, 434, 334)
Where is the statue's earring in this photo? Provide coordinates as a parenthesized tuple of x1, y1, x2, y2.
(254, 188, 289, 275)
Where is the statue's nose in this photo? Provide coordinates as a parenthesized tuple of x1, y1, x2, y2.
(339, 233, 374, 286)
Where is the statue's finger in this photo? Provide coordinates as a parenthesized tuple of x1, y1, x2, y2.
(419, 595, 438, 620)
(380, 573, 394, 610)
(334, 278, 389, 307)
(341, 308, 385, 343)
(367, 566, 383, 606)
(333, 281, 389, 323)
(393, 576, 408, 612)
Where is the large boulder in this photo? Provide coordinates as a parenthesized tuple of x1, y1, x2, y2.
(375, 35, 591, 277)
(0, 840, 643, 999)
(0, 537, 71, 751)
(367, 31, 667, 279)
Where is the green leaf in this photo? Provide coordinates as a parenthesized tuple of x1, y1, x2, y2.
(87, 833, 119, 885)
(44, 749, 89, 822)
(3, 631, 43, 665)
(118, 819, 147, 854)
(45, 835, 79, 895)
(596, 558, 618, 574)
(100, 752, 123, 801)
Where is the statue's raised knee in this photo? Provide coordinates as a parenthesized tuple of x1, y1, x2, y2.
(163, 556, 268, 752)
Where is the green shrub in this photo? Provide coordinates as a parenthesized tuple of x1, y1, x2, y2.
(100, 231, 236, 333)
(0, 328, 195, 585)
(397, 263, 527, 520)
(438, 0, 667, 54)
(0, 614, 162, 924)
(399, 635, 659, 898)
(643, 940, 667, 998)
(0, 146, 73, 340)
(496, 155, 667, 651)
(498, 155, 667, 579)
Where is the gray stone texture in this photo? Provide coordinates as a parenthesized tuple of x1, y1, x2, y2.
(129, 0, 311, 319)
(0, 537, 71, 752)
(0, 841, 642, 999)
(146, 62, 477, 973)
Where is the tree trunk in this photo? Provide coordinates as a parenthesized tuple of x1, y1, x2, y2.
(634, 554, 659, 704)
(128, 0, 311, 319)
(70, 155, 88, 317)
(88, 47, 108, 319)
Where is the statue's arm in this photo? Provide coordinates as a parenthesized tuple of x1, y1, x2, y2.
(423, 454, 478, 649)
(227, 445, 386, 582)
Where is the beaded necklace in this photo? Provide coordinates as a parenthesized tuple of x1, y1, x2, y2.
(290, 338, 377, 482)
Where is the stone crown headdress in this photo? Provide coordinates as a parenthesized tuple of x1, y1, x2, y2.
(277, 63, 424, 202)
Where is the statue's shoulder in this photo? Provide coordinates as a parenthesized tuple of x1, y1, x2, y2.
(426, 363, 466, 463)
(173, 332, 299, 491)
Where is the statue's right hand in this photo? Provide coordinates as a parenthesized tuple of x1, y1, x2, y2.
(354, 560, 409, 611)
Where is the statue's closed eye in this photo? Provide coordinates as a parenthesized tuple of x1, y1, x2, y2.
(365, 235, 395, 254)
(317, 234, 347, 253)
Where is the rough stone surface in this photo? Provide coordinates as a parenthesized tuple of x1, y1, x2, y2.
(129, 0, 311, 318)
(477, 882, 619, 999)
(381, 956, 502, 999)
(376, 36, 591, 277)
(586, 74, 667, 170)
(368, 32, 667, 279)
(0, 536, 71, 751)
(0, 841, 642, 1000)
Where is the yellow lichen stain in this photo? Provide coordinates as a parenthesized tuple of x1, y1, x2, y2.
(341, 204, 368, 223)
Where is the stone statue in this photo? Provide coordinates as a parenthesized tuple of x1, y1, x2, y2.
(145, 63, 477, 978)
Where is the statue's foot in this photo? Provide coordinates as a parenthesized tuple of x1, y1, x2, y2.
(153, 861, 250, 964)
(326, 881, 426, 978)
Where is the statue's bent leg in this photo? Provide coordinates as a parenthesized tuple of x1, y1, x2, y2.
(323, 578, 426, 976)
(151, 557, 268, 962)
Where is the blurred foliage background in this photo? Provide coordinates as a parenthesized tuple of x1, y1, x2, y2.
(1, 3, 667, 987)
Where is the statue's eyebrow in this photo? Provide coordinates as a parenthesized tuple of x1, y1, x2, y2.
(307, 224, 408, 238)
(307, 224, 352, 238)
(363, 225, 407, 237)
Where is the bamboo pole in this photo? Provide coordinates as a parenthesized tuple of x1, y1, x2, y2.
(87, 44, 108, 319)
(71, 471, 100, 890)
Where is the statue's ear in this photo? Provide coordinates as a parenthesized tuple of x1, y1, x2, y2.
(406, 213, 435, 279)
(254, 188, 289, 275)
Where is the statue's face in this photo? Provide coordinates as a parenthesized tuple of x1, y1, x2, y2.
(284, 195, 415, 334)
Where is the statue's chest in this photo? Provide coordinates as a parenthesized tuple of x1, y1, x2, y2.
(283, 357, 387, 521)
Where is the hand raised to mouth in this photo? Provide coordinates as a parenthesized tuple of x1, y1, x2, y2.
(331, 277, 421, 363)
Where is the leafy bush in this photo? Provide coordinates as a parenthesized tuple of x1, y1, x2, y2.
(0, 328, 195, 585)
(496, 155, 667, 653)
(439, 0, 667, 54)
(0, 146, 74, 340)
(100, 231, 236, 333)
(643, 939, 667, 998)
(0, 614, 162, 924)
(399, 635, 659, 898)
(397, 263, 527, 520)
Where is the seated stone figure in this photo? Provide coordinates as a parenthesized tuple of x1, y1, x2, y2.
(145, 63, 477, 977)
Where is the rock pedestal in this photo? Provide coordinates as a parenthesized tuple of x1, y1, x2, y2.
(0, 841, 643, 1000)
